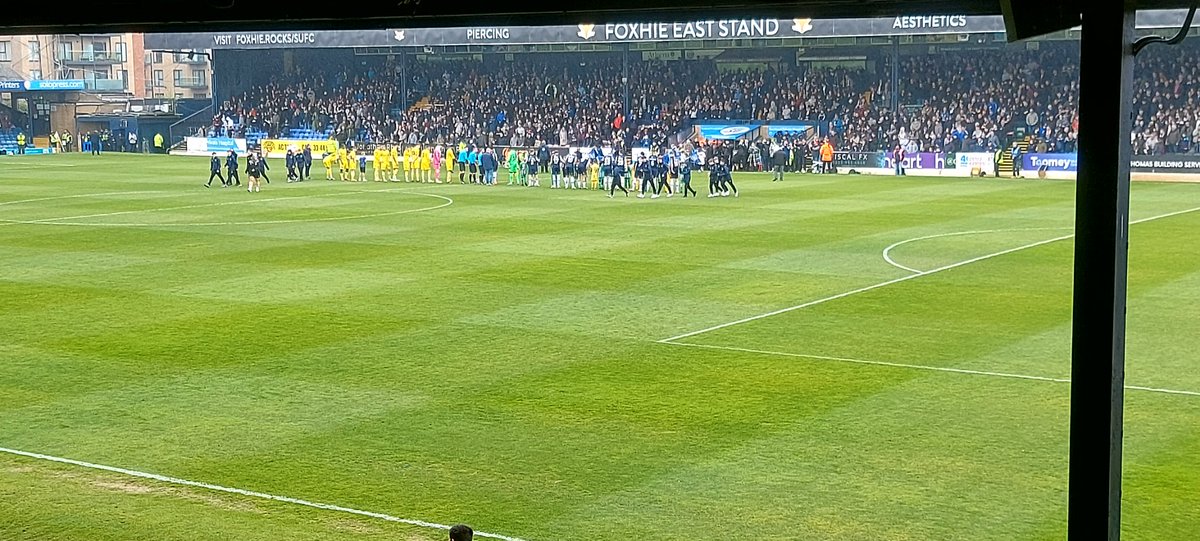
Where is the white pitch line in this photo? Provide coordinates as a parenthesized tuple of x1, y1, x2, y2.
(0, 162, 81, 169)
(0, 190, 181, 207)
(658, 234, 1070, 343)
(0, 446, 528, 541)
(0, 188, 452, 227)
(882, 227, 1072, 274)
(659, 204, 1200, 343)
(7, 187, 408, 223)
(663, 341, 1200, 397)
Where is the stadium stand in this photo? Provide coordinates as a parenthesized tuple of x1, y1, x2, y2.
(217, 40, 1200, 157)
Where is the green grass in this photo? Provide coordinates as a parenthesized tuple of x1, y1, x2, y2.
(1, 153, 1199, 540)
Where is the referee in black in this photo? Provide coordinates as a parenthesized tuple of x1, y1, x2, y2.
(772, 146, 788, 181)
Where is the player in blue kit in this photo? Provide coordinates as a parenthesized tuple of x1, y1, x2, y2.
(226, 150, 241, 187)
(679, 153, 697, 197)
(655, 152, 674, 198)
(205, 153, 225, 188)
(636, 153, 653, 198)
(608, 156, 630, 198)
(549, 151, 562, 188)
(600, 151, 614, 191)
(562, 152, 575, 189)
(524, 150, 538, 187)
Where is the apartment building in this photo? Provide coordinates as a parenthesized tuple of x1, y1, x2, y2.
(0, 34, 210, 99)
(146, 50, 211, 100)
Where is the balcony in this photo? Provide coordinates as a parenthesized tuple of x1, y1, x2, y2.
(173, 77, 208, 89)
(177, 55, 209, 65)
(58, 51, 127, 65)
(84, 79, 127, 92)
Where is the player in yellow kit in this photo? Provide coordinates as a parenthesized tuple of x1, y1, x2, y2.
(386, 145, 398, 181)
(371, 146, 381, 181)
(372, 146, 386, 182)
(338, 147, 350, 181)
(347, 148, 359, 181)
(444, 145, 454, 178)
(420, 146, 432, 183)
(408, 146, 420, 182)
(400, 146, 415, 182)
(322, 151, 336, 180)
(589, 158, 601, 190)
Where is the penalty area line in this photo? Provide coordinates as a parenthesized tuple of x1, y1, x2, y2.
(0, 446, 528, 541)
(881, 227, 1072, 275)
(657, 234, 1072, 343)
(659, 204, 1200, 343)
(661, 342, 1200, 398)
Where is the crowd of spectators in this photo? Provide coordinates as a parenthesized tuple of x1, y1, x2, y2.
(1130, 45, 1200, 155)
(0, 109, 17, 132)
(215, 41, 1199, 156)
(211, 67, 410, 144)
(403, 57, 630, 149)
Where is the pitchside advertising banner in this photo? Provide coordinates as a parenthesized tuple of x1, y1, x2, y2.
(1023, 153, 1078, 172)
(832, 151, 888, 169)
(182, 137, 248, 156)
(143, 10, 1198, 50)
(954, 152, 996, 172)
(0, 80, 86, 91)
(1130, 155, 1200, 173)
(767, 124, 815, 137)
(259, 138, 339, 159)
(1026, 153, 1200, 174)
(697, 124, 759, 140)
(885, 152, 948, 170)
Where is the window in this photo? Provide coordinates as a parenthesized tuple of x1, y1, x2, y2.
(116, 43, 126, 62)
(120, 70, 128, 82)
(153, 51, 162, 64)
(29, 70, 41, 80)
(59, 42, 72, 61)
(90, 41, 107, 62)
(194, 93, 207, 100)
(153, 92, 165, 98)
(95, 69, 110, 79)
(153, 69, 164, 86)
(191, 69, 206, 86)
(28, 41, 40, 62)
(173, 69, 182, 85)
(0, 42, 10, 62)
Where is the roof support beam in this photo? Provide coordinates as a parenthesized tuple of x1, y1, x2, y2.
(1067, 2, 1136, 540)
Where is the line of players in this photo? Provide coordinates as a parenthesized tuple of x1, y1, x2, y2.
(206, 148, 315, 191)
(207, 143, 740, 199)
(320, 145, 448, 183)
(314, 144, 739, 199)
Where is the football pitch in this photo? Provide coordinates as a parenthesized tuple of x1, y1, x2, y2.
(2, 153, 1199, 540)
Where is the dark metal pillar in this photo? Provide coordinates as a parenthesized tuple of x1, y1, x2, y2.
(1067, 3, 1135, 540)
(26, 97, 36, 137)
(400, 51, 408, 111)
(890, 36, 900, 114)
(622, 45, 630, 118)
(622, 45, 631, 150)
(208, 52, 217, 116)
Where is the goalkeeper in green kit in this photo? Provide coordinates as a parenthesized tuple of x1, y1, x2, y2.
(507, 148, 521, 185)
